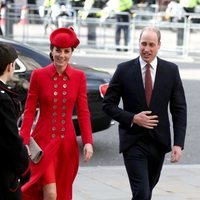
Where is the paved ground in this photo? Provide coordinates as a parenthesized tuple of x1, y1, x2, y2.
(74, 165, 200, 200)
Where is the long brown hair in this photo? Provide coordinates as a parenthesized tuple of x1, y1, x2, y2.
(49, 44, 74, 61)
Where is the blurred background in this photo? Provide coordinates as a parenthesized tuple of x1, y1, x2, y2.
(0, 0, 200, 56)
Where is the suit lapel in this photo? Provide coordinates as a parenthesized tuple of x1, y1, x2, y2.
(150, 58, 165, 107)
(131, 58, 147, 107)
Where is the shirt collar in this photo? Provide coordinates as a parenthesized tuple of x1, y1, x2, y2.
(139, 56, 158, 71)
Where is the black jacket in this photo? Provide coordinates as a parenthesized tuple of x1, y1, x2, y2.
(0, 81, 30, 199)
(103, 57, 187, 153)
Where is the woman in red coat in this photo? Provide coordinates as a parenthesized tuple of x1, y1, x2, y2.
(20, 27, 93, 200)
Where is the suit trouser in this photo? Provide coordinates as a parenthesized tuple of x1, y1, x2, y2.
(115, 14, 130, 46)
(123, 136, 165, 200)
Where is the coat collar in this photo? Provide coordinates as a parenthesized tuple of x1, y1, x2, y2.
(0, 80, 18, 98)
(133, 58, 147, 107)
(47, 63, 73, 79)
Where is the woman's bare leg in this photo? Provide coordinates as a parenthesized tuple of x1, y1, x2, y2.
(43, 183, 57, 200)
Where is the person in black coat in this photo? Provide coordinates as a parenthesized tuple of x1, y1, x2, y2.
(103, 26, 187, 200)
(0, 43, 31, 200)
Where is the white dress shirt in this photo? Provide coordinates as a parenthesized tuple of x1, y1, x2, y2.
(139, 56, 158, 89)
(130, 57, 158, 127)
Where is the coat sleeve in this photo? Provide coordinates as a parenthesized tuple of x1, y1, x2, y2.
(169, 65, 187, 149)
(76, 72, 93, 145)
(20, 69, 39, 144)
(102, 64, 134, 127)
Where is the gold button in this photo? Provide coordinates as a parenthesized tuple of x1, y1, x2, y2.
(62, 91, 67, 95)
(61, 113, 66, 117)
(62, 105, 66, 110)
(53, 77, 58, 81)
(52, 112, 57, 116)
(62, 98, 67, 103)
(61, 127, 65, 132)
(53, 105, 57, 110)
(61, 120, 65, 124)
(54, 91, 58, 96)
(51, 133, 56, 138)
(60, 134, 65, 139)
(54, 84, 58, 88)
(53, 98, 58, 103)
(52, 127, 56, 131)
(63, 84, 67, 88)
(63, 76, 67, 81)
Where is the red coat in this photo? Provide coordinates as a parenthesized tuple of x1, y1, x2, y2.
(20, 64, 93, 200)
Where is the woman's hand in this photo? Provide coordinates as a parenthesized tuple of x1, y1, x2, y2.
(83, 143, 93, 163)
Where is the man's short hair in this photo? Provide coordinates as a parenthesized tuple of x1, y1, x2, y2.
(0, 43, 18, 75)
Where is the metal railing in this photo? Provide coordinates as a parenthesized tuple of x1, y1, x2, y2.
(0, 4, 200, 56)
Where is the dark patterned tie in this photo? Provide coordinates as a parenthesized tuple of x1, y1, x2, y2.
(145, 63, 152, 107)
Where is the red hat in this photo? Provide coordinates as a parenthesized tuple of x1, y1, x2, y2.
(50, 27, 80, 48)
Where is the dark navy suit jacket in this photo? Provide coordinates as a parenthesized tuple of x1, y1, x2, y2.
(103, 57, 187, 153)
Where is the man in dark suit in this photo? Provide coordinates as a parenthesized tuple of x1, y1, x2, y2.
(102, 26, 187, 200)
(0, 44, 31, 199)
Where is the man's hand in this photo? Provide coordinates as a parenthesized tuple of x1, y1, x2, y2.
(133, 111, 159, 129)
(83, 143, 93, 163)
(171, 146, 182, 163)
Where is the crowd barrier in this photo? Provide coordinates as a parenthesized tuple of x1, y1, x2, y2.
(0, 3, 200, 56)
